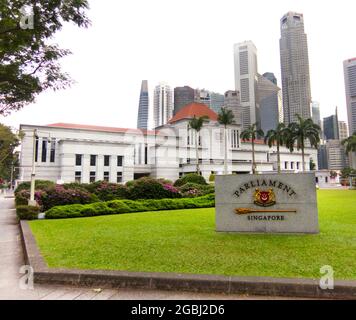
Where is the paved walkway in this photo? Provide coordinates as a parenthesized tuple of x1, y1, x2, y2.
(0, 193, 294, 300)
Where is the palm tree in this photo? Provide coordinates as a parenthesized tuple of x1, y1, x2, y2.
(240, 123, 264, 174)
(218, 108, 235, 175)
(188, 115, 208, 174)
(286, 114, 321, 172)
(342, 132, 356, 155)
(264, 123, 290, 173)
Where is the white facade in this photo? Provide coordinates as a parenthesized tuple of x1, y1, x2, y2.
(234, 41, 259, 130)
(19, 119, 318, 185)
(153, 83, 173, 128)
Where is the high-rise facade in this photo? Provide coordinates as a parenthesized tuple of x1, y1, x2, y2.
(280, 12, 312, 124)
(323, 108, 339, 140)
(339, 121, 349, 141)
(257, 73, 281, 133)
(210, 92, 225, 114)
(174, 86, 195, 115)
(153, 83, 173, 128)
(224, 90, 242, 125)
(137, 80, 149, 130)
(234, 41, 259, 129)
(344, 58, 356, 135)
(312, 101, 321, 127)
(194, 89, 211, 108)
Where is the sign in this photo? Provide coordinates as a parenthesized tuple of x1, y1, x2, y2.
(215, 173, 319, 234)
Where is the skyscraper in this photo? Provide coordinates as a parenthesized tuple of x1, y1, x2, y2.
(257, 73, 281, 133)
(312, 101, 321, 127)
(234, 41, 259, 129)
(174, 86, 195, 115)
(153, 83, 173, 128)
(209, 92, 225, 114)
(224, 90, 242, 125)
(323, 108, 339, 140)
(339, 121, 349, 141)
(344, 58, 356, 135)
(136, 80, 149, 130)
(194, 89, 211, 108)
(280, 12, 312, 124)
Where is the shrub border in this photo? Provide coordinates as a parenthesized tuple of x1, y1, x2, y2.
(20, 221, 356, 299)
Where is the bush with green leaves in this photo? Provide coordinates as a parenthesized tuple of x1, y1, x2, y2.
(209, 174, 215, 182)
(128, 177, 181, 200)
(40, 186, 98, 211)
(178, 183, 215, 198)
(15, 190, 46, 206)
(16, 205, 40, 220)
(15, 180, 55, 195)
(45, 194, 215, 219)
(173, 173, 207, 187)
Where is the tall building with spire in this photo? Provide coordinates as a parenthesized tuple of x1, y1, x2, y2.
(280, 12, 312, 124)
(153, 83, 173, 128)
(137, 80, 149, 130)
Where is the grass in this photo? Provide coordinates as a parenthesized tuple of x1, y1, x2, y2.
(29, 190, 356, 280)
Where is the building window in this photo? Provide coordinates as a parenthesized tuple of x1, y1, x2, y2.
(41, 138, 48, 163)
(144, 145, 148, 165)
(89, 171, 96, 183)
(291, 162, 294, 169)
(50, 138, 56, 163)
(75, 154, 82, 166)
(117, 156, 123, 167)
(285, 162, 288, 170)
(35, 136, 39, 162)
(75, 171, 82, 183)
(231, 130, 239, 149)
(104, 171, 110, 182)
(296, 162, 300, 170)
(104, 155, 110, 167)
(117, 172, 123, 183)
(90, 155, 97, 166)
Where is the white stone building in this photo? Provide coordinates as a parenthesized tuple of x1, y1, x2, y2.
(19, 103, 318, 184)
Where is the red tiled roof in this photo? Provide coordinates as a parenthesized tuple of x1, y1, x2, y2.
(46, 123, 156, 135)
(168, 103, 218, 124)
(241, 139, 265, 145)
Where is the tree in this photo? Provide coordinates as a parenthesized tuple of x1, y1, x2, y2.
(0, 0, 90, 116)
(264, 123, 289, 173)
(0, 124, 21, 183)
(217, 107, 235, 175)
(342, 132, 356, 155)
(188, 116, 208, 175)
(286, 115, 321, 172)
(240, 123, 264, 174)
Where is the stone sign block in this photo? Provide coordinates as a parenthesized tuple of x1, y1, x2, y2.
(215, 173, 319, 234)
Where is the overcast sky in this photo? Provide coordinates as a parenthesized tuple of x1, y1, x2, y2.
(3, 0, 356, 130)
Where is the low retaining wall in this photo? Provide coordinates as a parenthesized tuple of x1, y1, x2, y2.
(20, 221, 356, 299)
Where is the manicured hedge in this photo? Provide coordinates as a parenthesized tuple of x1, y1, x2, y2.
(15, 180, 55, 195)
(16, 205, 40, 220)
(45, 194, 215, 219)
(174, 173, 207, 187)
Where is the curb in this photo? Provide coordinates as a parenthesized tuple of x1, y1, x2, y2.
(20, 221, 356, 299)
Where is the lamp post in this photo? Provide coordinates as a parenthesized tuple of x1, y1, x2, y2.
(28, 129, 37, 206)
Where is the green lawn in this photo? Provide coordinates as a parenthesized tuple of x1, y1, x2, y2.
(29, 190, 356, 280)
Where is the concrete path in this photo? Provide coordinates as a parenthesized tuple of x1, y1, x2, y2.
(0, 193, 294, 300)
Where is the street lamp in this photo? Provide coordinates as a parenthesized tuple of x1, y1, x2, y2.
(28, 129, 37, 206)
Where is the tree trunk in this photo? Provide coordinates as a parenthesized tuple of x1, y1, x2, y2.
(252, 140, 256, 174)
(302, 140, 305, 172)
(224, 126, 228, 175)
(277, 142, 281, 173)
(195, 131, 200, 175)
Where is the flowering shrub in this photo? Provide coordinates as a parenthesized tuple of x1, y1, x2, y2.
(91, 181, 129, 201)
(128, 177, 181, 200)
(15, 180, 55, 195)
(15, 190, 46, 206)
(40, 186, 98, 211)
(178, 183, 214, 198)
